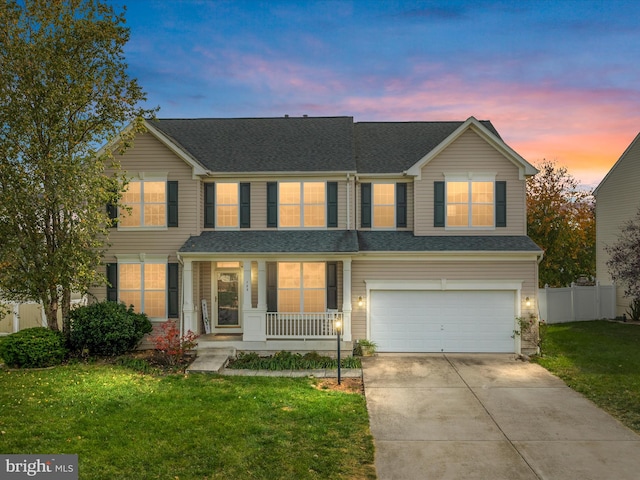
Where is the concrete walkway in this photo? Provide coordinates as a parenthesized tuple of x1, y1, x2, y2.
(362, 354, 640, 480)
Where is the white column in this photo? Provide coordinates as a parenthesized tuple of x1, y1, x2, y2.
(258, 260, 267, 310)
(342, 258, 352, 341)
(244, 260, 267, 341)
(243, 260, 252, 310)
(182, 259, 196, 334)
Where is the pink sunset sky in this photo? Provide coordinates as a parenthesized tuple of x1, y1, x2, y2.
(112, 0, 640, 189)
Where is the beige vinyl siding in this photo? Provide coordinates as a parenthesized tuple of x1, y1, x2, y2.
(198, 262, 212, 333)
(414, 129, 526, 236)
(106, 132, 200, 258)
(351, 258, 538, 347)
(595, 134, 640, 315)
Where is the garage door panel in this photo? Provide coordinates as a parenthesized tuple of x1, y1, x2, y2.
(370, 290, 515, 353)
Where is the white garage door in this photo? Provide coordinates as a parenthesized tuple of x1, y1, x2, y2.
(370, 290, 516, 353)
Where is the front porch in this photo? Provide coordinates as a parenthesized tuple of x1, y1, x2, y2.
(178, 256, 354, 353)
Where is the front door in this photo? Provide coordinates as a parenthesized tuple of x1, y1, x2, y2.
(216, 270, 241, 329)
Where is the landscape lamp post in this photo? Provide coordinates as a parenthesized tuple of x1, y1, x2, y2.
(335, 319, 342, 385)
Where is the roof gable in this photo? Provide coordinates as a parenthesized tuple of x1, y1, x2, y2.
(405, 117, 538, 180)
(593, 131, 640, 196)
(354, 119, 502, 174)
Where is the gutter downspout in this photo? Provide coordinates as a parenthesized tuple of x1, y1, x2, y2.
(346, 173, 350, 230)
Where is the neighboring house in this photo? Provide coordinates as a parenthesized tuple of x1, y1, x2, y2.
(594, 132, 640, 316)
(93, 115, 542, 354)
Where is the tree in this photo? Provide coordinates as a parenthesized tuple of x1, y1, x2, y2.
(605, 207, 640, 300)
(0, 0, 156, 330)
(527, 160, 595, 287)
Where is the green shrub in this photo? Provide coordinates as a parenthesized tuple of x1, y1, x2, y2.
(228, 350, 361, 370)
(66, 301, 152, 356)
(0, 327, 68, 368)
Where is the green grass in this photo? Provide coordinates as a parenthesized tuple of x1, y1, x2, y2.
(0, 362, 375, 479)
(534, 320, 640, 433)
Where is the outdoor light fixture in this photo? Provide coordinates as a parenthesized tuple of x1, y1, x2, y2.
(525, 297, 531, 307)
(358, 296, 364, 307)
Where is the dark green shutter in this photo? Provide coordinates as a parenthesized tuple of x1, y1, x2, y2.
(267, 182, 278, 228)
(204, 183, 215, 228)
(434, 181, 445, 227)
(496, 181, 507, 227)
(240, 183, 251, 228)
(107, 203, 117, 226)
(168, 263, 179, 318)
(167, 181, 179, 227)
(396, 183, 407, 228)
(327, 182, 338, 227)
(106, 264, 118, 302)
(361, 183, 372, 228)
(267, 262, 277, 311)
(326, 262, 338, 310)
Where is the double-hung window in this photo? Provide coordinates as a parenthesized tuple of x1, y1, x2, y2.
(277, 262, 326, 312)
(118, 174, 177, 229)
(445, 176, 495, 228)
(118, 262, 167, 319)
(216, 183, 239, 228)
(279, 182, 325, 228)
(373, 183, 395, 228)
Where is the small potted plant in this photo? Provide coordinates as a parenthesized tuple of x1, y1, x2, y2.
(357, 339, 377, 357)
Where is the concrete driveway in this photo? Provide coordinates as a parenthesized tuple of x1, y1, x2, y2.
(362, 354, 640, 480)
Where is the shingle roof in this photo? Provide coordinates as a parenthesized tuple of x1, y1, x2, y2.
(354, 121, 501, 173)
(357, 231, 542, 252)
(150, 117, 356, 173)
(148, 116, 502, 175)
(178, 230, 542, 254)
(179, 230, 359, 254)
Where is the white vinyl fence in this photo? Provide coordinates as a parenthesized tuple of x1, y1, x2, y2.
(538, 282, 616, 324)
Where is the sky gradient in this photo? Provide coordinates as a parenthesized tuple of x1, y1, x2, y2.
(112, 0, 640, 189)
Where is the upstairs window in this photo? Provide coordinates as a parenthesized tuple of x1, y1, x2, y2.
(120, 181, 166, 227)
(279, 182, 325, 228)
(373, 183, 395, 228)
(216, 183, 239, 228)
(446, 180, 494, 227)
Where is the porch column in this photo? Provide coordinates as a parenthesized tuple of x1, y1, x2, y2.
(342, 258, 352, 341)
(12, 303, 19, 333)
(182, 259, 197, 334)
(243, 260, 252, 310)
(244, 260, 267, 341)
(257, 260, 267, 310)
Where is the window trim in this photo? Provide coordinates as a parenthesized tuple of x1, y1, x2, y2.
(215, 182, 240, 229)
(443, 173, 497, 230)
(114, 254, 169, 320)
(276, 262, 327, 313)
(118, 173, 169, 231)
(372, 182, 396, 230)
(278, 181, 327, 229)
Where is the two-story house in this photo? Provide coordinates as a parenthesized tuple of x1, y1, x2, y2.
(96, 115, 542, 354)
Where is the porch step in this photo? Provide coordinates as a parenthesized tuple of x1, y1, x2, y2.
(187, 348, 236, 373)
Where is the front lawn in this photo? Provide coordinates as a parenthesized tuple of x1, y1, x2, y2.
(535, 320, 640, 433)
(0, 362, 375, 479)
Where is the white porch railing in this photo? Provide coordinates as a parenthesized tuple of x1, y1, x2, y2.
(266, 312, 343, 339)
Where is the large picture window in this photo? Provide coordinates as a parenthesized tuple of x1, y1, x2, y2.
(277, 262, 326, 312)
(119, 263, 167, 318)
(279, 182, 325, 228)
(120, 180, 166, 228)
(446, 180, 494, 227)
